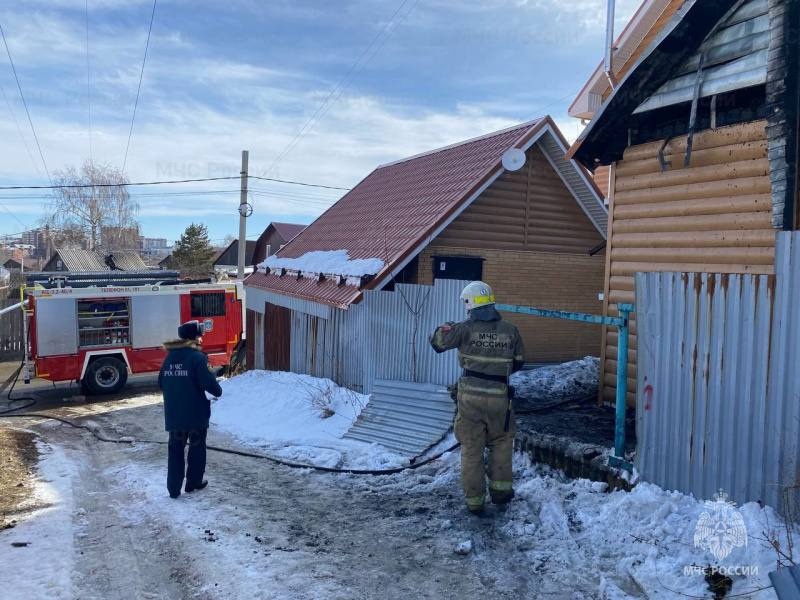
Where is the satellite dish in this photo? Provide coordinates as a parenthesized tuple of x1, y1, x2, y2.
(501, 148, 526, 171)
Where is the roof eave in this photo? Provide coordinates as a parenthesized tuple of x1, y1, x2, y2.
(570, 0, 745, 167)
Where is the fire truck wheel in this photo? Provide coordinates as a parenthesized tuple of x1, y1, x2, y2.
(83, 357, 128, 395)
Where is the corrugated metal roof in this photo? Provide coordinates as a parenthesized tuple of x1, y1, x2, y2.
(49, 248, 148, 271)
(770, 565, 800, 599)
(108, 251, 148, 271)
(246, 270, 361, 310)
(344, 379, 455, 456)
(53, 248, 106, 271)
(247, 117, 606, 307)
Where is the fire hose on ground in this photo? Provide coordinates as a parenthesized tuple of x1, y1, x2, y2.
(1, 344, 604, 477)
(0, 359, 459, 476)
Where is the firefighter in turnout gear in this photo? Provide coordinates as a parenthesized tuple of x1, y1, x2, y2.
(430, 281, 525, 514)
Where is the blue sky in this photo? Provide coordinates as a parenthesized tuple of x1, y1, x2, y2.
(0, 0, 639, 245)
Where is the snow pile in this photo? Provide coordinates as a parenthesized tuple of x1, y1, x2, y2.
(257, 250, 385, 277)
(362, 450, 794, 598)
(511, 356, 599, 409)
(0, 443, 76, 599)
(210, 370, 407, 469)
(496, 456, 793, 598)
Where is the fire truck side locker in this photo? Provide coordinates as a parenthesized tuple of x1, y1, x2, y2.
(130, 294, 180, 349)
(35, 296, 79, 357)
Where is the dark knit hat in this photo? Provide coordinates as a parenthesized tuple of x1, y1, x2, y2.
(178, 320, 203, 341)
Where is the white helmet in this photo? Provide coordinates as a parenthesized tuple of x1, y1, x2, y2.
(460, 281, 495, 311)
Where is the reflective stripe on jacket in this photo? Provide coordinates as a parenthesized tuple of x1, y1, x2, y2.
(429, 306, 525, 395)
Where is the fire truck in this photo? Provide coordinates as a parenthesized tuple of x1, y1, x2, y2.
(20, 272, 243, 395)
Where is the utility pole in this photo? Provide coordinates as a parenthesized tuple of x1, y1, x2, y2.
(237, 150, 249, 279)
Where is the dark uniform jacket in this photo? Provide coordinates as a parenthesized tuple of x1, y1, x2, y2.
(158, 339, 223, 432)
(430, 305, 525, 400)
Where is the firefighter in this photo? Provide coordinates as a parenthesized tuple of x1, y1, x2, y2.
(158, 320, 223, 499)
(430, 281, 524, 514)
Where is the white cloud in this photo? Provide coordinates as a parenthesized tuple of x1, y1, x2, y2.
(0, 0, 608, 232)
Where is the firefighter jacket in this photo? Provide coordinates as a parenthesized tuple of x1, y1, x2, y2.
(429, 305, 524, 399)
(159, 339, 223, 432)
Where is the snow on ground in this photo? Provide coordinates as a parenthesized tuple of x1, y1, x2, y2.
(211, 370, 409, 470)
(503, 456, 788, 598)
(354, 451, 792, 598)
(511, 356, 599, 409)
(258, 250, 385, 277)
(0, 441, 76, 600)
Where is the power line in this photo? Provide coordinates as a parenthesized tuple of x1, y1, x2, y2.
(0, 21, 52, 184)
(85, 0, 93, 163)
(0, 175, 238, 190)
(0, 174, 351, 191)
(0, 189, 339, 205)
(264, 0, 419, 176)
(248, 175, 350, 191)
(122, 0, 157, 173)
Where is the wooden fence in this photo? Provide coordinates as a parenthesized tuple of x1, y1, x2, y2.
(0, 300, 24, 361)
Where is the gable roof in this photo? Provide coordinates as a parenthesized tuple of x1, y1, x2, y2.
(570, 0, 753, 166)
(247, 117, 607, 309)
(271, 222, 306, 242)
(213, 240, 257, 267)
(45, 248, 147, 271)
(252, 222, 306, 265)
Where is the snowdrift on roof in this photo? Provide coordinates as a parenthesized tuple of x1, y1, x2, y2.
(258, 249, 385, 277)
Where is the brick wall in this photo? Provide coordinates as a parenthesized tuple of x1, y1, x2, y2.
(416, 245, 605, 363)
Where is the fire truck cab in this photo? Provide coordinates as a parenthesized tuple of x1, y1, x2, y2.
(23, 276, 243, 395)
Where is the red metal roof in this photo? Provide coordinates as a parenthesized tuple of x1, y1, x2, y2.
(246, 118, 548, 308)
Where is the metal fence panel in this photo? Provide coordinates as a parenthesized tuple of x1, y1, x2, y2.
(769, 564, 800, 600)
(769, 233, 800, 503)
(635, 270, 778, 508)
(364, 279, 466, 387)
(0, 300, 24, 361)
(286, 279, 466, 395)
(343, 379, 455, 456)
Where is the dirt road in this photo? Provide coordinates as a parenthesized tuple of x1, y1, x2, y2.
(1, 390, 609, 600)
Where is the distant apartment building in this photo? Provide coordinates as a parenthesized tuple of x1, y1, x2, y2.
(20, 228, 49, 258)
(140, 237, 168, 252)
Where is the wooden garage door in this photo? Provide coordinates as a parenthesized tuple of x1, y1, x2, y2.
(264, 303, 291, 371)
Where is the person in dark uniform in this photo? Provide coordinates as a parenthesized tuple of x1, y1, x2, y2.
(158, 320, 223, 498)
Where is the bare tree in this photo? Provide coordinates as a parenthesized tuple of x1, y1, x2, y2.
(45, 161, 140, 251)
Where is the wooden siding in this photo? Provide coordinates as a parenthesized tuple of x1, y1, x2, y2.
(416, 142, 607, 363)
(432, 144, 604, 254)
(593, 165, 611, 198)
(416, 246, 605, 363)
(600, 120, 774, 404)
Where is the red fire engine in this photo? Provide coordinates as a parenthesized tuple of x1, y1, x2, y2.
(22, 277, 243, 395)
